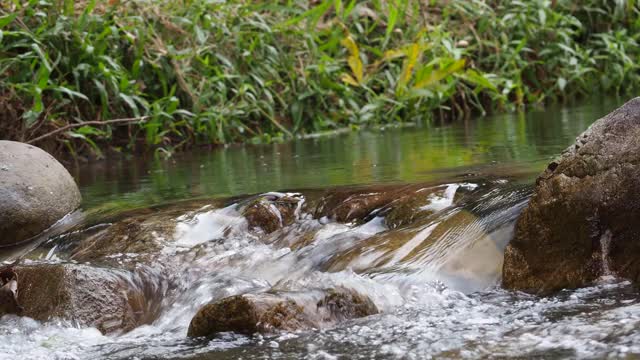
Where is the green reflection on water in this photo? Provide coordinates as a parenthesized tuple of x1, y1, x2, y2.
(74, 97, 623, 211)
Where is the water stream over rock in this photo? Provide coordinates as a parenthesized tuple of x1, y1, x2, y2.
(2, 98, 639, 359)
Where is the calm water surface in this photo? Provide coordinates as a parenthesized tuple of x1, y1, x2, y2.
(74, 98, 616, 210)
(3, 98, 640, 360)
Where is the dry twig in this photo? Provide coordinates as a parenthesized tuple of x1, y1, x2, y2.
(27, 116, 151, 144)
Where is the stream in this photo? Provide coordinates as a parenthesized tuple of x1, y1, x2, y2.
(2, 98, 640, 359)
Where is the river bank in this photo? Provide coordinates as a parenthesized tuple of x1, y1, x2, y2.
(1, 1, 639, 159)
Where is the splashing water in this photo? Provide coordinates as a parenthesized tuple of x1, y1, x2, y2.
(1, 179, 640, 360)
(600, 230, 614, 278)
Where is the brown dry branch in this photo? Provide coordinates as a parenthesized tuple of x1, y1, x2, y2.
(27, 116, 151, 145)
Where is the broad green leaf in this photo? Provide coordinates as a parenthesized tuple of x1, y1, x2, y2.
(36, 66, 50, 89)
(384, 0, 399, 47)
(0, 14, 17, 29)
(53, 86, 90, 101)
(69, 132, 103, 157)
(458, 69, 498, 92)
(119, 93, 140, 117)
(334, 0, 343, 17)
(31, 44, 52, 72)
(413, 59, 465, 90)
(282, 0, 332, 27)
(538, 9, 546, 25)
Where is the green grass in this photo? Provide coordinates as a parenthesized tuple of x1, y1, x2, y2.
(1, 0, 639, 158)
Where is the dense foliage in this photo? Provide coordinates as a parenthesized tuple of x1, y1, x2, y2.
(1, 0, 639, 157)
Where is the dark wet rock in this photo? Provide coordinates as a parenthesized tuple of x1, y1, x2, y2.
(324, 209, 484, 271)
(70, 216, 177, 265)
(187, 293, 310, 337)
(0, 141, 81, 246)
(54, 199, 223, 265)
(381, 187, 447, 229)
(309, 184, 439, 224)
(503, 98, 640, 294)
(307, 183, 474, 227)
(0, 263, 158, 334)
(316, 288, 378, 322)
(0, 262, 22, 315)
(384, 183, 480, 228)
(187, 288, 378, 338)
(309, 185, 407, 223)
(242, 193, 301, 234)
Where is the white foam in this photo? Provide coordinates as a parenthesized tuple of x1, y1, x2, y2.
(172, 204, 247, 249)
(4, 185, 639, 359)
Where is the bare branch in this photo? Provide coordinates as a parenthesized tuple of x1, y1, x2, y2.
(27, 116, 151, 145)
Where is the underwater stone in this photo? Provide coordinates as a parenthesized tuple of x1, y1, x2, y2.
(503, 97, 640, 294)
(243, 194, 301, 234)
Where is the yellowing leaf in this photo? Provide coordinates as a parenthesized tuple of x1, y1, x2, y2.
(340, 73, 360, 86)
(413, 59, 466, 90)
(382, 48, 406, 62)
(397, 43, 420, 92)
(341, 35, 363, 83)
(341, 36, 359, 56)
(459, 69, 498, 92)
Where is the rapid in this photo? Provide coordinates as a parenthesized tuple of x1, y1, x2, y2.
(2, 98, 639, 359)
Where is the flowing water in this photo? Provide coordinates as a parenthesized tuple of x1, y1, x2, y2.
(3, 98, 640, 360)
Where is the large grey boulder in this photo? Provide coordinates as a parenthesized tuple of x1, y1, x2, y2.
(0, 141, 81, 246)
(503, 97, 640, 294)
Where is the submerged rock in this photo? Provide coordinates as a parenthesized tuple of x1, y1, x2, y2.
(0, 263, 159, 334)
(310, 185, 408, 223)
(316, 288, 378, 322)
(70, 215, 177, 265)
(503, 98, 640, 294)
(58, 198, 221, 265)
(242, 193, 301, 234)
(0, 141, 81, 246)
(309, 184, 441, 224)
(187, 288, 378, 338)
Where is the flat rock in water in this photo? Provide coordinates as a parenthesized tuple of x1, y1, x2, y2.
(0, 141, 81, 246)
(503, 97, 640, 294)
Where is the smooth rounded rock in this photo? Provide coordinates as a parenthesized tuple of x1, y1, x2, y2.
(187, 288, 378, 338)
(503, 97, 640, 294)
(0, 141, 81, 246)
(187, 293, 310, 337)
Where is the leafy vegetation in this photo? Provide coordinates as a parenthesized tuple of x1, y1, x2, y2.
(1, 0, 638, 157)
